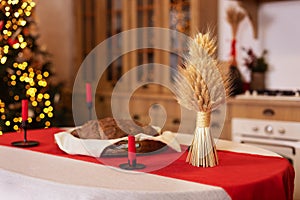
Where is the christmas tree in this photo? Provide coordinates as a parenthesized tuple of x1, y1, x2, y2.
(0, 0, 56, 134)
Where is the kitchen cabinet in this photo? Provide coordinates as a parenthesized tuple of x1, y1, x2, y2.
(73, 0, 218, 133)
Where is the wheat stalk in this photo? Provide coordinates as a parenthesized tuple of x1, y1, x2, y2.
(174, 31, 231, 167)
(226, 6, 246, 38)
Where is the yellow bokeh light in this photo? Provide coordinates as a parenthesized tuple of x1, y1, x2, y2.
(12, 42, 20, 49)
(20, 42, 27, 49)
(14, 95, 19, 101)
(43, 108, 48, 113)
(25, 11, 31, 16)
(44, 93, 50, 99)
(18, 35, 24, 42)
(37, 93, 43, 99)
(48, 112, 53, 118)
(18, 9, 23, 15)
(13, 117, 19, 123)
(39, 113, 45, 119)
(26, 87, 37, 97)
(32, 101, 38, 107)
(1, 115, 6, 120)
(38, 80, 47, 87)
(5, 23, 11, 29)
(19, 19, 26, 26)
(8, 0, 20, 5)
(48, 106, 53, 112)
(5, 121, 10, 126)
(14, 11, 20, 18)
(0, 131, 2, 135)
(11, 80, 16, 86)
(3, 47, 9, 54)
(28, 118, 32, 123)
(29, 71, 34, 78)
(0, 108, 4, 113)
(21, 2, 28, 9)
(0, 56, 7, 64)
(30, 2, 36, 7)
(45, 100, 51, 106)
(13, 125, 19, 131)
(43, 71, 49, 77)
(37, 74, 42, 80)
(11, 75, 16, 80)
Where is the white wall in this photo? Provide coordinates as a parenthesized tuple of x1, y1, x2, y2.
(218, 0, 300, 90)
(35, 0, 74, 88)
(35, 0, 300, 90)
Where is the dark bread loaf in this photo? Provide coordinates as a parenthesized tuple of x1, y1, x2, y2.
(70, 117, 166, 156)
(71, 117, 158, 139)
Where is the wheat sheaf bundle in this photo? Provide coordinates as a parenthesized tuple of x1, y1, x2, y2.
(174, 32, 231, 167)
(226, 6, 246, 38)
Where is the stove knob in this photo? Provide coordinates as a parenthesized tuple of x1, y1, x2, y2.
(264, 125, 273, 134)
(278, 128, 286, 134)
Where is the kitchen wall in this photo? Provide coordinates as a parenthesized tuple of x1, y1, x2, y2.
(218, 0, 300, 90)
(35, 0, 74, 88)
(35, 1, 300, 90)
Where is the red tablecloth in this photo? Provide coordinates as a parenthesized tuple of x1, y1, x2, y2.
(0, 128, 295, 200)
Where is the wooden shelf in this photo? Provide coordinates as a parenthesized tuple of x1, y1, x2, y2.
(237, 0, 288, 38)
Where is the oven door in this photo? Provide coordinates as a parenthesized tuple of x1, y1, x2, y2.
(233, 136, 297, 164)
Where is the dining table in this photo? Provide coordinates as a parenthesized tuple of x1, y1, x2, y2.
(0, 127, 295, 200)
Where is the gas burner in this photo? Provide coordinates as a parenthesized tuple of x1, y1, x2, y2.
(236, 89, 300, 101)
(249, 89, 299, 96)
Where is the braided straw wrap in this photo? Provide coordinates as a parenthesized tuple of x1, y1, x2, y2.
(174, 31, 230, 167)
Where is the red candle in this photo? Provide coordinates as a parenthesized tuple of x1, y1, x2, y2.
(85, 83, 92, 103)
(128, 135, 136, 165)
(21, 99, 28, 121)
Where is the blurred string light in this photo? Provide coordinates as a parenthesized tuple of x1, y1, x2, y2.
(0, 0, 53, 133)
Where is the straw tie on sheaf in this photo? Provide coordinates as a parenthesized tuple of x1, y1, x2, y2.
(196, 112, 211, 128)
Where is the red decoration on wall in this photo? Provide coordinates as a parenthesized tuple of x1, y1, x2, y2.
(230, 39, 236, 58)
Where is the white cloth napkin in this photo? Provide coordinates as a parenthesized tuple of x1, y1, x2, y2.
(54, 130, 181, 157)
